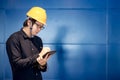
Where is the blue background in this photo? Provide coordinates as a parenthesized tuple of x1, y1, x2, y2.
(0, 0, 120, 80)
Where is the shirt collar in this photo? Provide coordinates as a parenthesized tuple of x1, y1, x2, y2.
(20, 28, 31, 39)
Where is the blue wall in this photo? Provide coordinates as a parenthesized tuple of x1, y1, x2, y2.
(0, 0, 120, 80)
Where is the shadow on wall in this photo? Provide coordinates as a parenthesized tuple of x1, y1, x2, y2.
(54, 25, 68, 80)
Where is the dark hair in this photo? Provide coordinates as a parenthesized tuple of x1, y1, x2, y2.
(23, 18, 36, 27)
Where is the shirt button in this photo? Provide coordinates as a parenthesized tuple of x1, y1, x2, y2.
(36, 73, 38, 76)
(32, 48, 34, 50)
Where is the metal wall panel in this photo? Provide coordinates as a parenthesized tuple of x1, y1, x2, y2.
(108, 9, 120, 44)
(0, 10, 5, 43)
(0, 44, 4, 80)
(42, 44, 106, 80)
(38, 9, 107, 44)
(108, 45, 120, 80)
(108, 0, 120, 8)
(2, 0, 106, 9)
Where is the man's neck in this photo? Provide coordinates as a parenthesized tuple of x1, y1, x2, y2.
(22, 27, 31, 38)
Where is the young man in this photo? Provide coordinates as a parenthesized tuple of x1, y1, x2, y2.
(6, 7, 51, 80)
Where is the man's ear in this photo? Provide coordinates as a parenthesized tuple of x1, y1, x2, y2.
(27, 20, 32, 27)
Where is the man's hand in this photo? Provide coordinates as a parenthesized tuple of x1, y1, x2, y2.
(37, 53, 50, 69)
(39, 47, 51, 59)
(36, 47, 51, 69)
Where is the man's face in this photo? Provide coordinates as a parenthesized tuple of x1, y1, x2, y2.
(32, 21, 44, 36)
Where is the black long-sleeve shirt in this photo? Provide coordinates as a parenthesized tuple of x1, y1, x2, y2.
(6, 29, 47, 80)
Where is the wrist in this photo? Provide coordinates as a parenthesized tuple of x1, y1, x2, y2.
(40, 62, 47, 67)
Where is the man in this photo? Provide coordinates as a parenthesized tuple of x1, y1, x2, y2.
(6, 6, 51, 80)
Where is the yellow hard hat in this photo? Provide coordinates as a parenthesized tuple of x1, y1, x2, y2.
(26, 7, 47, 25)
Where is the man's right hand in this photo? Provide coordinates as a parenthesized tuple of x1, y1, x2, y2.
(36, 47, 52, 69)
(37, 52, 50, 69)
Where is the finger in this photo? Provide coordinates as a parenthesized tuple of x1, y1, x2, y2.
(40, 59, 47, 66)
(36, 57, 40, 62)
(37, 59, 46, 65)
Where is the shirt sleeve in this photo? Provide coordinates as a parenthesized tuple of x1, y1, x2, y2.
(6, 36, 39, 70)
(33, 62, 47, 72)
(33, 36, 47, 72)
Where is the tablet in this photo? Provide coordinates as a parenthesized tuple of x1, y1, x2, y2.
(42, 50, 56, 58)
